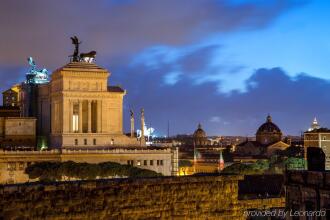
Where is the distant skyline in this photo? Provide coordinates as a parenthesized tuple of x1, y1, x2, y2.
(1, 0, 329, 136)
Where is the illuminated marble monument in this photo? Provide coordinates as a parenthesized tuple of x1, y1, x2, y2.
(36, 38, 142, 148)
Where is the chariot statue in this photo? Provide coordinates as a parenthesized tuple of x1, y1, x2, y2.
(69, 36, 97, 63)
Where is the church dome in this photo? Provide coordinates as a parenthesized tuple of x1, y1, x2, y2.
(193, 123, 208, 146)
(193, 123, 206, 138)
(256, 115, 281, 134)
(256, 115, 282, 145)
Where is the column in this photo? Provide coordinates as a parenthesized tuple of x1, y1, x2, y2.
(130, 117, 135, 137)
(78, 100, 83, 133)
(69, 100, 73, 133)
(130, 110, 134, 137)
(88, 100, 92, 133)
(97, 100, 101, 133)
(140, 108, 145, 146)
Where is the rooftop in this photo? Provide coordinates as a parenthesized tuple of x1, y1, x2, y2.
(305, 127, 330, 133)
(55, 61, 108, 72)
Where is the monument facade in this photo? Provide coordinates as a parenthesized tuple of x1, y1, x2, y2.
(32, 37, 142, 148)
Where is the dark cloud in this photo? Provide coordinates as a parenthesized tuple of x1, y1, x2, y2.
(108, 62, 330, 136)
(179, 45, 216, 74)
(0, 0, 315, 136)
(0, 0, 304, 68)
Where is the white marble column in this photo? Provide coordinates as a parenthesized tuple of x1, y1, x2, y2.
(78, 100, 83, 133)
(88, 100, 92, 133)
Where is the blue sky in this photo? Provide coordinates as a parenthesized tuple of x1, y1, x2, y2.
(0, 0, 330, 136)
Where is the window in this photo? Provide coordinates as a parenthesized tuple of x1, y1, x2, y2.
(150, 160, 154, 166)
(19, 162, 24, 170)
(157, 160, 160, 166)
(144, 160, 147, 166)
(74, 139, 78, 145)
(137, 160, 141, 166)
(127, 160, 134, 165)
(160, 160, 163, 166)
(7, 162, 16, 171)
(84, 139, 87, 145)
(93, 139, 96, 145)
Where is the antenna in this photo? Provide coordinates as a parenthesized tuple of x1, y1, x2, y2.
(167, 120, 170, 138)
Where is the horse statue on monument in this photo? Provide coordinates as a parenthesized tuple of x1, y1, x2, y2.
(69, 36, 97, 63)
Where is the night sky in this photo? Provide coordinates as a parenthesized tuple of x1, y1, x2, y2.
(1, 0, 329, 136)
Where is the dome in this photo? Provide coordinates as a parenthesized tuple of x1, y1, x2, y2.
(193, 123, 206, 138)
(256, 115, 282, 145)
(256, 115, 281, 134)
(193, 123, 208, 146)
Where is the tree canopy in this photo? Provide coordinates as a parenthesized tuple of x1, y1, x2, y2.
(25, 161, 162, 182)
(222, 157, 305, 175)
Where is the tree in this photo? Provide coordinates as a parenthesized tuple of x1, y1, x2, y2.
(25, 161, 162, 181)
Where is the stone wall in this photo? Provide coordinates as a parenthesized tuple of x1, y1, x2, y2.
(0, 175, 284, 219)
(0, 117, 37, 148)
(286, 170, 330, 218)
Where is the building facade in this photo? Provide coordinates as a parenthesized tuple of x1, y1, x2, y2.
(304, 128, 330, 170)
(2, 84, 21, 107)
(0, 117, 36, 149)
(236, 115, 289, 157)
(38, 62, 140, 148)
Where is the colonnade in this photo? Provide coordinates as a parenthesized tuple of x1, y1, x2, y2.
(68, 100, 101, 133)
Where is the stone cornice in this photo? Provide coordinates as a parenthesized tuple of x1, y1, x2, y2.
(50, 91, 125, 98)
(51, 71, 109, 81)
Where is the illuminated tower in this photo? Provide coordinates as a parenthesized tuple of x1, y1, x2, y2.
(308, 117, 320, 131)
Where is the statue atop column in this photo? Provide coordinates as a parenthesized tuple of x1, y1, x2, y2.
(130, 109, 135, 137)
(69, 36, 97, 63)
(140, 108, 146, 146)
